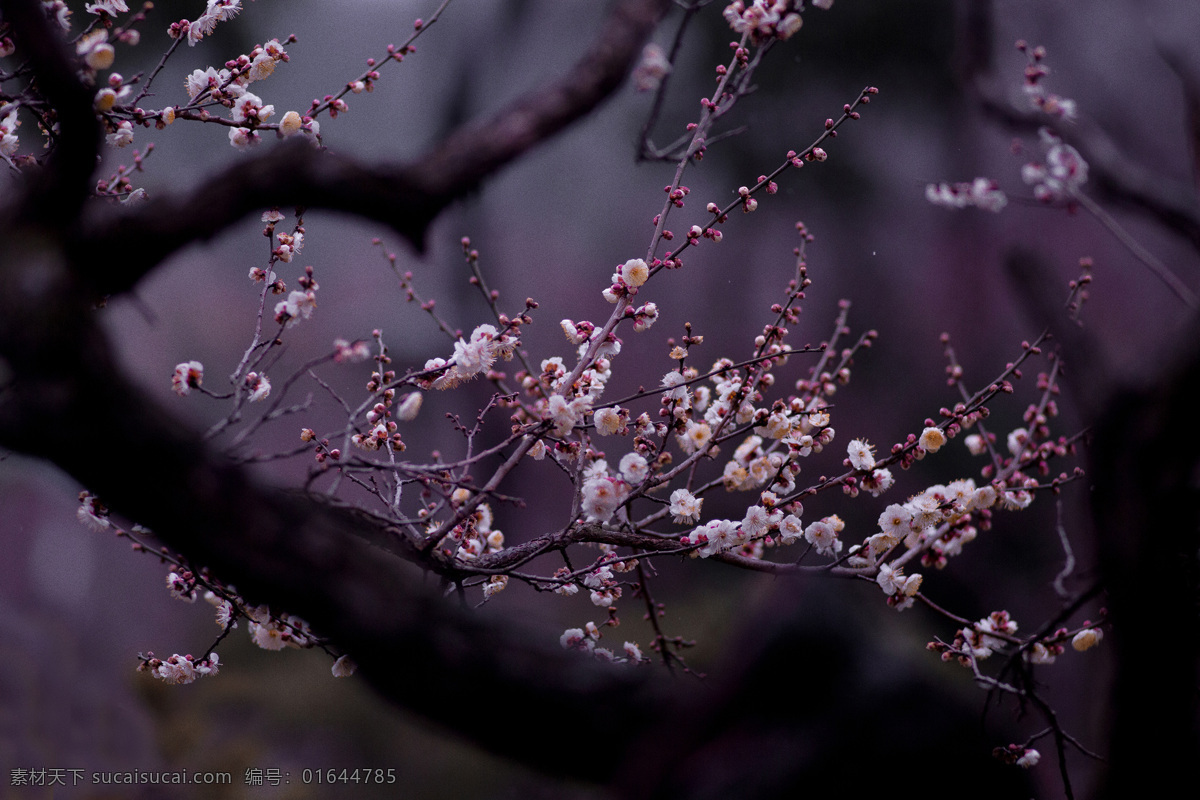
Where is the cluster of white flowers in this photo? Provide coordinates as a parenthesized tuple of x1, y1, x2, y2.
(959, 610, 1019, 660)
(442, 492, 505, 565)
(186, 0, 243, 47)
(244, 604, 316, 651)
(424, 324, 517, 389)
(0, 108, 19, 159)
(142, 652, 220, 685)
(1022, 128, 1088, 203)
(560, 621, 643, 664)
(925, 178, 1008, 213)
(721, 1, 806, 40)
(85, 0, 129, 16)
(181, 37, 294, 149)
(582, 466, 629, 524)
(274, 290, 316, 327)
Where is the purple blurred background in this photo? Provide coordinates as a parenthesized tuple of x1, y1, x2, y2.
(3, 0, 1196, 796)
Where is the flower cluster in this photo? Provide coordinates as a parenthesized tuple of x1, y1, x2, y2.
(559, 621, 643, 665)
(925, 178, 1008, 213)
(1022, 128, 1088, 203)
(423, 324, 519, 389)
(139, 652, 221, 685)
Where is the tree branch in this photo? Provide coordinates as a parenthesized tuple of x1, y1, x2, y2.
(76, 0, 672, 297)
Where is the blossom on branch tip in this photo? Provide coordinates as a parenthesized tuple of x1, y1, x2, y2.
(244, 372, 271, 402)
(77, 492, 110, 531)
(172, 361, 204, 395)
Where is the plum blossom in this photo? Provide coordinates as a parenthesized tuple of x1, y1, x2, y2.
(433, 324, 517, 388)
(106, 120, 134, 148)
(1022, 129, 1088, 202)
(581, 476, 628, 522)
(632, 44, 672, 92)
(77, 30, 115, 71)
(594, 406, 623, 435)
(846, 438, 875, 470)
(669, 488, 702, 524)
(804, 518, 842, 556)
(172, 361, 204, 395)
(86, 1, 130, 13)
(274, 290, 316, 327)
(919, 426, 947, 452)
(925, 178, 1007, 213)
(1071, 627, 1103, 652)
(231, 91, 275, 125)
(618, 452, 649, 483)
(0, 110, 20, 158)
(617, 258, 650, 287)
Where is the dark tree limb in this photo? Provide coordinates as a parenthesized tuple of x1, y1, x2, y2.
(0, 0, 101, 225)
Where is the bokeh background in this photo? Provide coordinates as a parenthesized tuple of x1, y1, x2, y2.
(4, 0, 1197, 797)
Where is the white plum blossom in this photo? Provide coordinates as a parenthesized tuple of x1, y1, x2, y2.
(274, 290, 316, 327)
(331, 655, 357, 677)
(1022, 129, 1088, 202)
(617, 258, 650, 287)
(231, 91, 274, 124)
(632, 43, 672, 92)
(846, 438, 875, 471)
(777, 514, 803, 544)
(669, 488, 703, 524)
(594, 406, 623, 435)
(86, 0, 130, 14)
(919, 426, 947, 452)
(0, 110, 20, 157)
(545, 394, 590, 437)
(581, 476, 627, 523)
(661, 370, 688, 400)
(1006, 427, 1029, 456)
(560, 628, 587, 649)
(618, 452, 649, 483)
(106, 120, 134, 148)
(925, 178, 1007, 213)
(245, 372, 270, 402)
(77, 29, 115, 70)
(228, 126, 257, 149)
(677, 420, 713, 454)
(804, 518, 842, 556)
(878, 503, 913, 540)
(172, 361, 204, 395)
(430, 324, 516, 388)
(1071, 627, 1103, 652)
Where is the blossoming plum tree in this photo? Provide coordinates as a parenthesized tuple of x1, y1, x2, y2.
(1, 1, 1196, 798)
